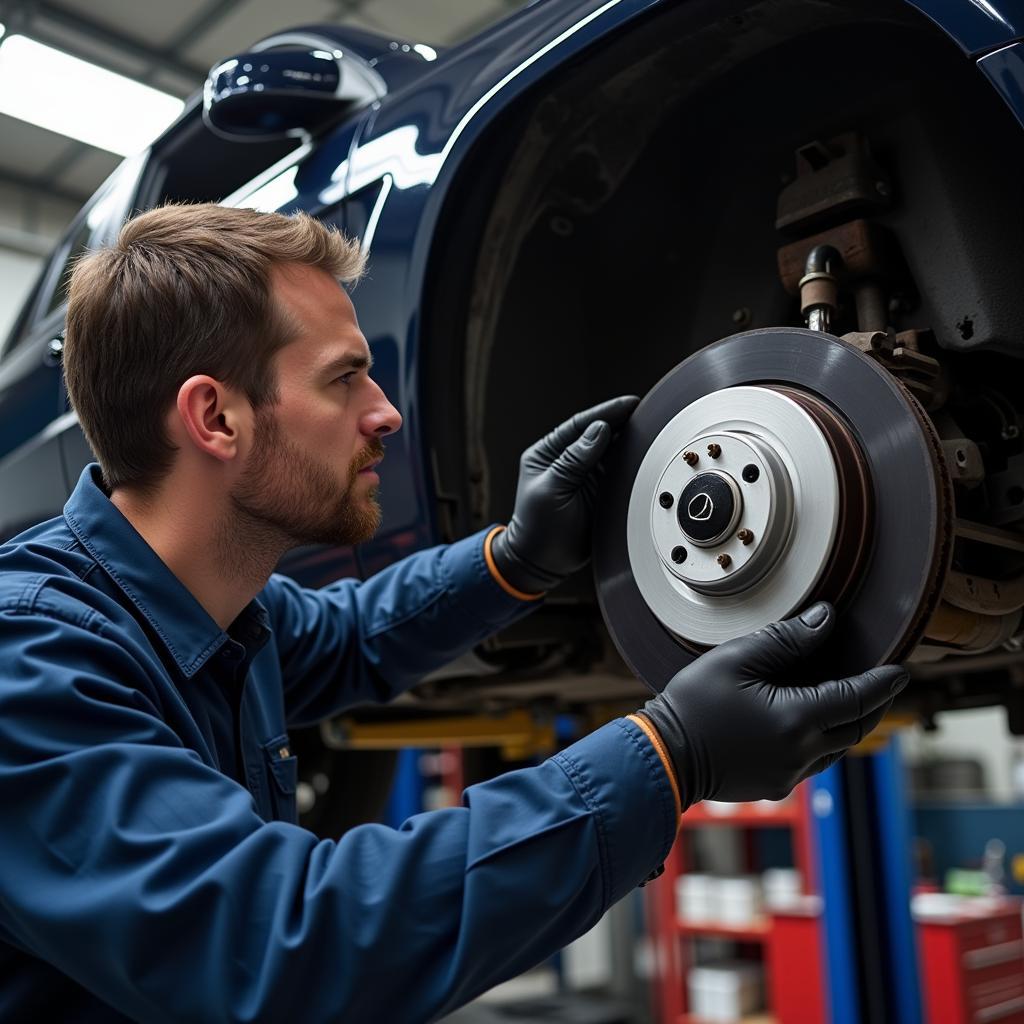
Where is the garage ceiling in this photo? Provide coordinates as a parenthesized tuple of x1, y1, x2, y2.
(0, 0, 528, 205)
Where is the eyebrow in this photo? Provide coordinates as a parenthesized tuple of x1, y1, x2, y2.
(319, 351, 374, 377)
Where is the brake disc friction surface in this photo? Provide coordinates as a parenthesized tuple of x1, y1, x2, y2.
(593, 328, 950, 690)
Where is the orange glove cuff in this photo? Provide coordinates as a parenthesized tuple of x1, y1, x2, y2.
(483, 525, 546, 601)
(627, 713, 682, 821)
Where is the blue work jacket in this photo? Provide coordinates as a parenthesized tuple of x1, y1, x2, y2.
(0, 464, 677, 1023)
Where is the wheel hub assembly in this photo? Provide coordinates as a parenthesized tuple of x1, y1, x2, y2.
(593, 328, 953, 688)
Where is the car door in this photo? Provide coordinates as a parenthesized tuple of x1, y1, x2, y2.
(0, 202, 104, 540)
(0, 159, 143, 541)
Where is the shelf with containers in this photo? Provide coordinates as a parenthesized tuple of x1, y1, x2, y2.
(647, 783, 828, 1024)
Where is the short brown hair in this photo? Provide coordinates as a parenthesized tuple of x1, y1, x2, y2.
(63, 202, 364, 493)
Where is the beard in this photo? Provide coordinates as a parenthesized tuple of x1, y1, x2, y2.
(228, 408, 384, 549)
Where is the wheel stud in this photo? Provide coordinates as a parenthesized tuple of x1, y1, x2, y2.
(717, 553, 732, 569)
(737, 528, 754, 545)
(659, 492, 674, 509)
(671, 546, 687, 563)
(707, 443, 721, 459)
(682, 451, 699, 467)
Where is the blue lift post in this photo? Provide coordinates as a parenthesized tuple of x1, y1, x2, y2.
(383, 747, 425, 827)
(871, 736, 924, 1024)
(812, 739, 924, 1024)
(811, 763, 862, 1024)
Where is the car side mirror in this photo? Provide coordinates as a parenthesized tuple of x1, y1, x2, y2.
(203, 45, 382, 141)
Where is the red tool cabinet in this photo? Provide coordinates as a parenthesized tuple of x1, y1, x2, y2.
(917, 900, 1024, 1024)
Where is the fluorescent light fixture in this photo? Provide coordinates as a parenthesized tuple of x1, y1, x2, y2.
(412, 44, 437, 62)
(0, 34, 185, 156)
(0, 23, 6, 41)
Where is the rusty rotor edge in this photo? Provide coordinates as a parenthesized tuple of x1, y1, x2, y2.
(888, 378, 956, 665)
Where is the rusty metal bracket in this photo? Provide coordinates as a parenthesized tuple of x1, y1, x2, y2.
(779, 219, 893, 294)
(841, 330, 888, 354)
(840, 328, 947, 410)
(776, 132, 892, 236)
(940, 439, 985, 488)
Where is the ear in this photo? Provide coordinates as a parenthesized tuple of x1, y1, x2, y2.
(175, 375, 248, 463)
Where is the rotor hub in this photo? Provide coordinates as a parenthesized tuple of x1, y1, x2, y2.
(654, 427, 795, 600)
(631, 386, 842, 643)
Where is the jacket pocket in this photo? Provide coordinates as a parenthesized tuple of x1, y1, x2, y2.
(262, 734, 299, 824)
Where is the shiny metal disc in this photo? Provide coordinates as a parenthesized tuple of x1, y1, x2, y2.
(628, 386, 840, 645)
(593, 328, 951, 690)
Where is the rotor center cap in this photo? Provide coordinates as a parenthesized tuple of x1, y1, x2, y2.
(678, 472, 738, 545)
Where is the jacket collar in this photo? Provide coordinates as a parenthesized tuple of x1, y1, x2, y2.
(63, 464, 267, 679)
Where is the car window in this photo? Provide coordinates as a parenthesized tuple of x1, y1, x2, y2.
(138, 105, 301, 210)
(0, 180, 122, 362)
(0, 264, 47, 361)
(40, 215, 95, 320)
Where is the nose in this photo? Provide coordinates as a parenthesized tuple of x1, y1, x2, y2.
(362, 377, 402, 437)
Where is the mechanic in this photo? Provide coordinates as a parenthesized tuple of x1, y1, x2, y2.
(0, 203, 906, 1023)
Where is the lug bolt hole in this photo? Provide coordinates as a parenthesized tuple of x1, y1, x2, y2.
(659, 492, 674, 509)
(742, 464, 760, 483)
(671, 546, 687, 564)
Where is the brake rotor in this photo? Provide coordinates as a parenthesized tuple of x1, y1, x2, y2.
(593, 327, 953, 689)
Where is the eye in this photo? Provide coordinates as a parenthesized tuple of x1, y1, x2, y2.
(336, 371, 357, 386)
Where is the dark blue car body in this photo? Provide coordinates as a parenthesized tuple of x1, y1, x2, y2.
(3, 0, 1024, 722)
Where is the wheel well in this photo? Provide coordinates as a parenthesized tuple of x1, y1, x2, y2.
(420, 0, 1024, 701)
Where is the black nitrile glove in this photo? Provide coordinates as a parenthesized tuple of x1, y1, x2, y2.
(491, 395, 640, 594)
(638, 602, 909, 807)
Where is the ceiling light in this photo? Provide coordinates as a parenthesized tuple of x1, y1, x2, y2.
(0, 34, 184, 156)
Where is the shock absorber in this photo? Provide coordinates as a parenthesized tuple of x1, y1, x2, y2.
(799, 244, 841, 333)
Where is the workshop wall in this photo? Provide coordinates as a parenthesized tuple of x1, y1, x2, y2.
(904, 707, 1024, 802)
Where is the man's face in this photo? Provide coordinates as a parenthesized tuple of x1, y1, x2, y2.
(229, 264, 402, 548)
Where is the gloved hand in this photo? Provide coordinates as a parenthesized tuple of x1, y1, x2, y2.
(490, 395, 640, 594)
(637, 602, 909, 807)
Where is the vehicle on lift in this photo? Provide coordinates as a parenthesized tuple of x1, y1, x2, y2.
(3, 0, 1024, 830)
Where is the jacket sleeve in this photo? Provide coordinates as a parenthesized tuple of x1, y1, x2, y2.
(0, 603, 678, 1024)
(261, 526, 542, 727)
